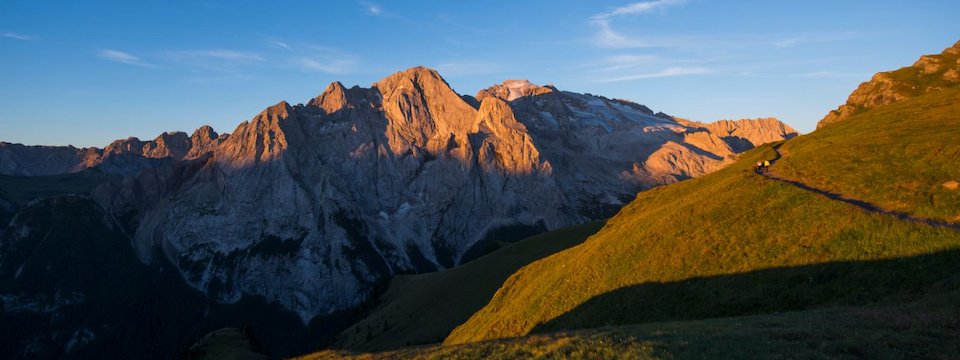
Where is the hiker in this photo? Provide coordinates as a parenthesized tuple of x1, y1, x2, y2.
(756, 161, 763, 173)
(763, 160, 771, 173)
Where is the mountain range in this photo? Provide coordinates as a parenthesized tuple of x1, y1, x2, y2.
(301, 40, 960, 360)
(0, 67, 795, 358)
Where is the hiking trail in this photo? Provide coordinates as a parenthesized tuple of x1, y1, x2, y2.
(760, 143, 960, 231)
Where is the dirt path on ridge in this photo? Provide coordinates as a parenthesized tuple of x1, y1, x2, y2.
(759, 143, 960, 231)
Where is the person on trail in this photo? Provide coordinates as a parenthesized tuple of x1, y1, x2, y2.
(763, 160, 771, 173)
(756, 161, 763, 173)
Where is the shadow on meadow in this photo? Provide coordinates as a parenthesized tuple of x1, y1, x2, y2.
(533, 247, 960, 334)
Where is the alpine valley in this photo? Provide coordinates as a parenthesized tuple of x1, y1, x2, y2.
(0, 67, 795, 358)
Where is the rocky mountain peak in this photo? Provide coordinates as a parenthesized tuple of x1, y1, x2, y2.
(187, 125, 223, 159)
(191, 125, 218, 141)
(148, 131, 191, 159)
(477, 79, 554, 102)
(818, 39, 960, 128)
(374, 66, 450, 95)
(374, 66, 478, 153)
(260, 100, 292, 120)
(309, 81, 351, 115)
(474, 96, 547, 176)
(215, 101, 293, 168)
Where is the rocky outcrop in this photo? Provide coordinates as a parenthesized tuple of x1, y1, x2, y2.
(476, 80, 554, 102)
(818, 40, 960, 128)
(678, 117, 798, 152)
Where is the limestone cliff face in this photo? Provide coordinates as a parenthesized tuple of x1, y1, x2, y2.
(124, 67, 572, 322)
(818, 40, 960, 128)
(1, 67, 797, 324)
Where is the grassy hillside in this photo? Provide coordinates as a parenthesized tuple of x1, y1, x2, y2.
(776, 86, 960, 223)
(440, 86, 960, 344)
(301, 286, 960, 360)
(185, 328, 268, 360)
(333, 221, 605, 351)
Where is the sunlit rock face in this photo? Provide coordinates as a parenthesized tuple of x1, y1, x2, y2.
(1, 67, 796, 323)
(818, 40, 960, 128)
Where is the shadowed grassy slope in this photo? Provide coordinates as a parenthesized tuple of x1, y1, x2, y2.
(776, 86, 960, 223)
(442, 88, 960, 343)
(185, 328, 268, 360)
(301, 285, 960, 360)
(333, 221, 605, 351)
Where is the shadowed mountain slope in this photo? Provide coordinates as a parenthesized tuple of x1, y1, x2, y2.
(332, 221, 605, 351)
(302, 256, 960, 359)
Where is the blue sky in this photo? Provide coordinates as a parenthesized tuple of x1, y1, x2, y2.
(1, 0, 958, 147)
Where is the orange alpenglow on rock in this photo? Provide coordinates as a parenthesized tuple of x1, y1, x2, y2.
(818, 40, 960, 129)
(0, 66, 798, 324)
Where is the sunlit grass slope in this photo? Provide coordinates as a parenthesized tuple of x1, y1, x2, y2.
(442, 88, 960, 344)
(776, 86, 960, 223)
(333, 221, 605, 351)
(301, 286, 960, 360)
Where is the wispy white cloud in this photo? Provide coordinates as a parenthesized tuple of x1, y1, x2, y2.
(2, 32, 34, 41)
(599, 67, 711, 82)
(98, 49, 153, 67)
(273, 41, 290, 50)
(599, 54, 659, 71)
(800, 70, 869, 78)
(297, 57, 356, 74)
(433, 61, 506, 77)
(589, 0, 686, 48)
(592, 0, 686, 20)
(773, 31, 858, 48)
(287, 43, 359, 74)
(361, 1, 387, 17)
(170, 49, 264, 62)
(165, 49, 263, 72)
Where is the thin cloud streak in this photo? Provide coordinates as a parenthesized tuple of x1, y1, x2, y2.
(169, 49, 264, 62)
(269, 40, 291, 50)
(800, 70, 870, 79)
(590, 0, 686, 48)
(2, 32, 34, 41)
(433, 61, 506, 77)
(283, 42, 360, 74)
(98, 49, 153, 67)
(773, 31, 858, 48)
(360, 1, 387, 17)
(165, 49, 264, 72)
(600, 67, 711, 82)
(297, 57, 356, 74)
(591, 0, 686, 20)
